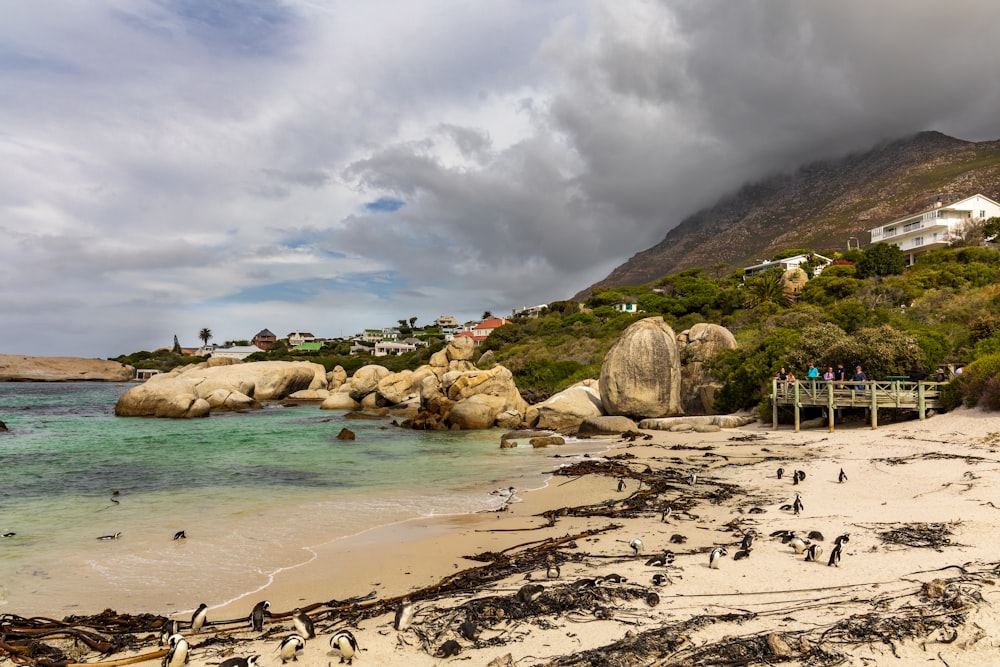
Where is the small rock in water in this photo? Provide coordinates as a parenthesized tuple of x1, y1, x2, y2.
(336, 428, 356, 440)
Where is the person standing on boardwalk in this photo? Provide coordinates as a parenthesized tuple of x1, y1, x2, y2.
(823, 366, 835, 382)
(807, 364, 819, 391)
(852, 365, 867, 391)
(834, 363, 848, 389)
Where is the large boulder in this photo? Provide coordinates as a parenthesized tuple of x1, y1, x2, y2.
(444, 366, 527, 415)
(599, 317, 682, 419)
(115, 361, 326, 417)
(320, 387, 361, 410)
(348, 365, 391, 401)
(377, 370, 417, 405)
(446, 336, 476, 361)
(448, 395, 507, 429)
(577, 415, 640, 435)
(327, 365, 349, 391)
(0, 354, 134, 382)
(526, 380, 604, 431)
(678, 323, 738, 415)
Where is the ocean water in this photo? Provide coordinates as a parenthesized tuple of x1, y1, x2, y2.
(0, 382, 605, 618)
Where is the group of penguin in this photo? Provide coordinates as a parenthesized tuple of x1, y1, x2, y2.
(160, 601, 360, 667)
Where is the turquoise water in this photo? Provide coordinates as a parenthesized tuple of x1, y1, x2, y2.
(0, 383, 604, 617)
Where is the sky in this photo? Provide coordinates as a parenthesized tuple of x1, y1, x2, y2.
(4, 0, 1000, 358)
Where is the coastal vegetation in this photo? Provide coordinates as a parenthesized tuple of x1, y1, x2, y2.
(113, 242, 1000, 415)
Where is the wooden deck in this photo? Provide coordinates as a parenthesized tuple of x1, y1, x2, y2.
(771, 379, 946, 431)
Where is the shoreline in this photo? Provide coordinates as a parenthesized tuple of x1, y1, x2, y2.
(7, 409, 1000, 665)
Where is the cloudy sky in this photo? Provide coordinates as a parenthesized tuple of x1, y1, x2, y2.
(3, 0, 1000, 358)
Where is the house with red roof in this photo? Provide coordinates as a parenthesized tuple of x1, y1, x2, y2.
(455, 317, 511, 346)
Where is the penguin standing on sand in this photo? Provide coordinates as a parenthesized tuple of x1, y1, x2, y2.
(838, 468, 848, 483)
(546, 562, 561, 579)
(660, 506, 672, 522)
(173, 531, 187, 540)
(793, 493, 804, 515)
(162, 634, 189, 667)
(777, 467, 784, 480)
(190, 603, 208, 633)
(828, 534, 850, 567)
(458, 620, 480, 642)
(249, 600, 270, 633)
(291, 608, 315, 639)
(788, 535, 808, 554)
(277, 634, 306, 663)
(645, 550, 675, 567)
(393, 598, 414, 631)
(629, 538, 643, 555)
(709, 546, 727, 569)
(159, 620, 180, 646)
(329, 629, 359, 664)
(617, 478, 626, 492)
(804, 543, 823, 562)
(651, 573, 670, 586)
(740, 530, 756, 552)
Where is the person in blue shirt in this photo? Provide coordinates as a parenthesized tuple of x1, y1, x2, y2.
(852, 365, 867, 391)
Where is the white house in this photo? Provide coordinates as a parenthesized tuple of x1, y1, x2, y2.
(612, 300, 638, 314)
(869, 194, 1000, 265)
(287, 331, 316, 347)
(210, 345, 265, 360)
(512, 304, 548, 318)
(374, 341, 417, 356)
(743, 253, 833, 279)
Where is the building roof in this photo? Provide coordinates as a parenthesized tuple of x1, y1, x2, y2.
(473, 317, 510, 330)
(871, 193, 1000, 231)
(293, 342, 323, 351)
(255, 329, 276, 338)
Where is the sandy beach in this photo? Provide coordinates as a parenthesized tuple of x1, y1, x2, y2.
(5, 407, 1000, 666)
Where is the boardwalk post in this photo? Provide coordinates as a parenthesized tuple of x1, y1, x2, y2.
(917, 382, 926, 420)
(827, 380, 835, 432)
(793, 381, 800, 433)
(772, 378, 778, 429)
(870, 381, 878, 429)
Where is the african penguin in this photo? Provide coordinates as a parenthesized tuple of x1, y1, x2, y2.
(458, 620, 480, 641)
(249, 600, 270, 633)
(436, 639, 461, 658)
(329, 629, 359, 664)
(162, 634, 189, 667)
(173, 531, 187, 540)
(291, 608, 315, 639)
(393, 598, 414, 631)
(804, 544, 823, 562)
(709, 546, 727, 569)
(838, 468, 848, 483)
(629, 538, 643, 555)
(97, 531, 122, 540)
(190, 603, 208, 633)
(651, 573, 670, 586)
(159, 619, 180, 646)
(516, 583, 545, 603)
(218, 656, 258, 667)
(277, 634, 305, 663)
(777, 467, 784, 479)
(645, 551, 675, 567)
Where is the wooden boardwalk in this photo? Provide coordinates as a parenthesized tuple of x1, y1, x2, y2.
(771, 379, 946, 431)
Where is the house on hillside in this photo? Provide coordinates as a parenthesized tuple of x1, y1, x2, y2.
(434, 315, 460, 328)
(512, 304, 548, 318)
(612, 300, 639, 314)
(743, 253, 833, 279)
(374, 341, 417, 356)
(211, 345, 265, 360)
(454, 317, 512, 347)
(869, 194, 1000, 265)
(252, 329, 277, 350)
(287, 331, 316, 347)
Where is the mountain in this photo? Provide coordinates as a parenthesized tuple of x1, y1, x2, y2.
(576, 131, 1000, 298)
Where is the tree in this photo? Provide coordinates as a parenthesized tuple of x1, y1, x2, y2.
(172, 335, 182, 353)
(409, 316, 418, 328)
(743, 271, 790, 309)
(856, 243, 905, 278)
(199, 328, 213, 346)
(482, 311, 493, 320)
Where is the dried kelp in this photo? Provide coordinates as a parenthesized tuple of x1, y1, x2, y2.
(877, 522, 956, 549)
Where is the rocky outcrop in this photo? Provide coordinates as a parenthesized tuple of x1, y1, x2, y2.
(576, 415, 639, 435)
(638, 415, 757, 430)
(0, 355, 134, 382)
(678, 323, 738, 415)
(599, 317, 682, 419)
(525, 380, 604, 431)
(115, 361, 327, 418)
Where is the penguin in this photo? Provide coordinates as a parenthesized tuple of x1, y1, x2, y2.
(739, 530, 756, 553)
(219, 656, 258, 667)
(828, 541, 843, 567)
(733, 548, 751, 560)
(291, 608, 315, 639)
(159, 619, 180, 646)
(173, 531, 187, 540)
(709, 546, 727, 569)
(792, 493, 804, 515)
(770, 529, 793, 540)
(617, 478, 626, 492)
(97, 531, 122, 540)
(776, 467, 784, 480)
(804, 544, 823, 562)
(645, 551, 675, 567)
(651, 573, 669, 586)
(436, 639, 461, 658)
(190, 603, 208, 633)
(834, 533, 851, 546)
(458, 620, 480, 642)
(249, 600, 270, 633)
(688, 472, 698, 486)
(546, 562, 561, 579)
(748, 507, 766, 514)
(162, 633, 189, 667)
(629, 538, 643, 555)
(277, 634, 306, 663)
(660, 506, 672, 522)
(393, 598, 414, 631)
(838, 468, 848, 483)
(601, 573, 627, 584)
(516, 583, 544, 603)
(2, 532, 15, 538)
(795, 470, 807, 482)
(807, 530, 824, 542)
(788, 536, 808, 554)
(669, 533, 687, 544)
(329, 629, 359, 664)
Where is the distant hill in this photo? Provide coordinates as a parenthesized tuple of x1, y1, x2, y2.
(576, 131, 1000, 298)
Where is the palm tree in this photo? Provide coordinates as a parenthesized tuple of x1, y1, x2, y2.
(199, 328, 213, 346)
(743, 272, 790, 309)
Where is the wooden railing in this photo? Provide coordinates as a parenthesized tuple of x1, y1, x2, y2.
(771, 378, 945, 431)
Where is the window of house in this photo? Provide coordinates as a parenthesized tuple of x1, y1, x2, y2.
(913, 236, 924, 247)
